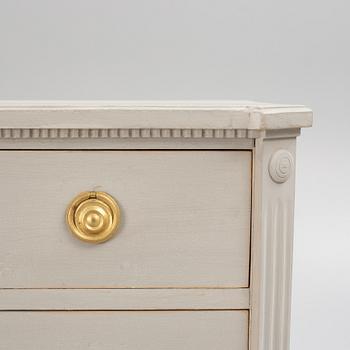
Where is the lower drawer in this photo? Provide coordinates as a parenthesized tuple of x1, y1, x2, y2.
(0, 311, 248, 350)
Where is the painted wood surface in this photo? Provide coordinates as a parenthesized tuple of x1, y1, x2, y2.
(0, 102, 313, 349)
(0, 310, 248, 350)
(0, 101, 312, 130)
(249, 136, 297, 350)
(0, 288, 249, 310)
(0, 150, 251, 288)
(0, 136, 254, 150)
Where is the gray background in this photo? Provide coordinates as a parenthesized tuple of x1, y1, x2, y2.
(0, 1, 349, 349)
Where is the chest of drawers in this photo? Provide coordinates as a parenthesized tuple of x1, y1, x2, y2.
(0, 101, 312, 350)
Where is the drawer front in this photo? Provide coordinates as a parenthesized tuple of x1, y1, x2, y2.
(0, 311, 248, 350)
(0, 151, 251, 288)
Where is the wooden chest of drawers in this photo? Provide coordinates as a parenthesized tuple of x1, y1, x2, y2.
(0, 101, 312, 350)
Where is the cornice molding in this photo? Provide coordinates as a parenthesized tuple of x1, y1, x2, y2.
(0, 101, 313, 131)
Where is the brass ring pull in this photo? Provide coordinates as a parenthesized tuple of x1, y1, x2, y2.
(66, 191, 120, 244)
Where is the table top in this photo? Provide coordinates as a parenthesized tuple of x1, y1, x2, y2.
(0, 100, 312, 130)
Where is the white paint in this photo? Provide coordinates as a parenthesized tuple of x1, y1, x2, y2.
(250, 137, 297, 350)
(0, 311, 248, 350)
(0, 150, 251, 288)
(0, 102, 312, 350)
(0, 101, 312, 130)
(0, 137, 254, 150)
(0, 288, 249, 310)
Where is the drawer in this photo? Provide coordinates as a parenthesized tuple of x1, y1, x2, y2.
(0, 150, 251, 288)
(0, 311, 248, 350)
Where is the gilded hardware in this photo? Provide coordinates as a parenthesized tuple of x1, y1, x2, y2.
(66, 191, 120, 243)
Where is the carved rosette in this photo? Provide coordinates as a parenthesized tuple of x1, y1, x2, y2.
(268, 149, 294, 183)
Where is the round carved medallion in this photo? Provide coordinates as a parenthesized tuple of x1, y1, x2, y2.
(269, 150, 294, 183)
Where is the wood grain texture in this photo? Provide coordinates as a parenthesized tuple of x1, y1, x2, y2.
(0, 102, 312, 348)
(0, 150, 251, 288)
(0, 310, 248, 350)
(0, 101, 312, 130)
(249, 137, 297, 350)
(0, 137, 254, 150)
(0, 288, 249, 310)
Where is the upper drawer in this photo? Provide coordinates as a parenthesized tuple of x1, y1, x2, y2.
(0, 151, 251, 288)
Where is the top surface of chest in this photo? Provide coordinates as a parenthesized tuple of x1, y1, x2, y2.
(0, 100, 312, 130)
(0, 101, 312, 150)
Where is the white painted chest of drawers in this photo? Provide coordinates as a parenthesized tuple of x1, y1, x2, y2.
(0, 101, 312, 350)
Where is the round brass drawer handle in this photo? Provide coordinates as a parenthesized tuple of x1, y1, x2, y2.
(66, 191, 120, 244)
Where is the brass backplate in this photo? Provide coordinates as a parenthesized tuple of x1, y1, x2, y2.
(66, 191, 120, 244)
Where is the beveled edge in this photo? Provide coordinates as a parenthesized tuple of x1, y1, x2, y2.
(0, 101, 312, 132)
